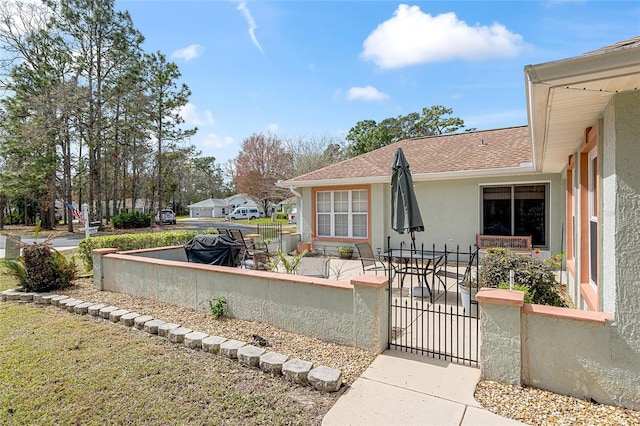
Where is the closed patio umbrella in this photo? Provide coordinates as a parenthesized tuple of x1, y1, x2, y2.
(391, 147, 424, 248)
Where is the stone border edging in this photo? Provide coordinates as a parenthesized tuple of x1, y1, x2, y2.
(1, 289, 342, 393)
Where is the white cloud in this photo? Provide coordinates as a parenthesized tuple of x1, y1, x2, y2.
(346, 85, 389, 102)
(266, 123, 279, 133)
(361, 5, 526, 69)
(172, 44, 205, 61)
(201, 133, 234, 149)
(235, 1, 265, 55)
(179, 103, 215, 126)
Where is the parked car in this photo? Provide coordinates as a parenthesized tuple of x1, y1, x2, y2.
(155, 208, 176, 225)
(227, 207, 262, 220)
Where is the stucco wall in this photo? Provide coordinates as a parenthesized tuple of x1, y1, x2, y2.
(609, 91, 640, 352)
(387, 174, 562, 253)
(299, 174, 563, 254)
(522, 308, 639, 409)
(478, 289, 640, 410)
(93, 248, 388, 353)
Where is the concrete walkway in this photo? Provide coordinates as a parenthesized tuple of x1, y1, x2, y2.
(323, 350, 525, 426)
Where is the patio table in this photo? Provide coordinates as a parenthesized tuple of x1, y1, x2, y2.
(382, 249, 447, 301)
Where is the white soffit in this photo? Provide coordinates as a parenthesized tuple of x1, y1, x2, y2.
(526, 43, 640, 173)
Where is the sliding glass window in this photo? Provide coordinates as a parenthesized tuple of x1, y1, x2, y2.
(481, 184, 548, 247)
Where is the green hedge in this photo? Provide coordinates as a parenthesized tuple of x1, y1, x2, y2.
(479, 248, 567, 307)
(111, 211, 151, 229)
(78, 230, 217, 271)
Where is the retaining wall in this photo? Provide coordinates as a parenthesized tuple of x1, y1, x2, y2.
(92, 247, 388, 354)
(477, 288, 639, 410)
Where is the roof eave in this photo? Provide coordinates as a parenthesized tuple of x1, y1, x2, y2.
(525, 44, 640, 173)
(278, 165, 538, 189)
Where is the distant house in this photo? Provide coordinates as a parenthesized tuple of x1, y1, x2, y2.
(186, 198, 228, 218)
(187, 194, 273, 218)
(224, 194, 263, 213)
(225, 194, 280, 217)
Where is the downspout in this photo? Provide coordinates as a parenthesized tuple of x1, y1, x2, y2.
(288, 185, 304, 243)
(289, 185, 302, 198)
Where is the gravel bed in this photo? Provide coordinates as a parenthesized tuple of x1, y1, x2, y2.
(475, 380, 640, 425)
(45, 279, 640, 424)
(57, 278, 376, 385)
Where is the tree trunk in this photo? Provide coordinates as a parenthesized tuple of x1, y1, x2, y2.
(0, 195, 4, 230)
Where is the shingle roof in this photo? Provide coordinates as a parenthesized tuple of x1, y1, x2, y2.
(583, 36, 640, 56)
(187, 198, 227, 208)
(283, 125, 531, 185)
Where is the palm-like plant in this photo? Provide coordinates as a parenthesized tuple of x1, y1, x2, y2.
(0, 258, 28, 287)
(269, 249, 307, 274)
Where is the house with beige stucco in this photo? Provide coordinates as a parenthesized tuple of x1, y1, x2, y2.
(279, 37, 640, 408)
(278, 125, 562, 258)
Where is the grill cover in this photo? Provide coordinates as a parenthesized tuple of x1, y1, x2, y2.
(184, 234, 244, 266)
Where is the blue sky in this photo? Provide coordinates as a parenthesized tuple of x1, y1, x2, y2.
(115, 1, 640, 165)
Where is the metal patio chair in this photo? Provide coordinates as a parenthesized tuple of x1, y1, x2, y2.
(355, 242, 388, 276)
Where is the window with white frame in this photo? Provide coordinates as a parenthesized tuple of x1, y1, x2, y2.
(480, 183, 548, 247)
(316, 189, 368, 238)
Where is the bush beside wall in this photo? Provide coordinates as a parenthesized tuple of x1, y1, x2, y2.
(78, 230, 217, 271)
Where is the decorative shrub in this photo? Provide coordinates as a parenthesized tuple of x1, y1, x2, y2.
(21, 244, 77, 292)
(269, 248, 306, 274)
(78, 230, 217, 271)
(479, 248, 567, 307)
(274, 212, 288, 220)
(498, 282, 532, 303)
(111, 211, 151, 229)
(209, 296, 227, 318)
(0, 258, 28, 287)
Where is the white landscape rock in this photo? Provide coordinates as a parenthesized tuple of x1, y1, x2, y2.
(120, 312, 141, 326)
(219, 340, 246, 359)
(237, 345, 266, 367)
(143, 319, 166, 334)
(202, 335, 227, 353)
(87, 304, 106, 316)
(133, 315, 154, 330)
(40, 294, 59, 304)
(99, 306, 119, 319)
(168, 327, 193, 344)
(50, 295, 70, 306)
(158, 323, 181, 338)
(282, 359, 313, 385)
(184, 331, 209, 349)
(308, 366, 343, 392)
(74, 302, 95, 315)
(109, 309, 129, 322)
(259, 352, 289, 375)
(65, 299, 85, 312)
(19, 292, 35, 302)
(33, 293, 51, 304)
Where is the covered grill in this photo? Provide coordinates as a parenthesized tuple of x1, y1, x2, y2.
(184, 234, 244, 266)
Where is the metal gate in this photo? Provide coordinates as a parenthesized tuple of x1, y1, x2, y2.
(256, 223, 283, 250)
(387, 245, 480, 367)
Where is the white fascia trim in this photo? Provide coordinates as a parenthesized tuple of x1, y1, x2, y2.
(524, 46, 639, 87)
(524, 45, 639, 173)
(282, 166, 539, 188)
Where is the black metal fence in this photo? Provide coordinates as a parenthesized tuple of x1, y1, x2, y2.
(387, 243, 480, 367)
(256, 223, 283, 249)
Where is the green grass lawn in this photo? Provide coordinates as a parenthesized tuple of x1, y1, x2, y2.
(0, 302, 336, 425)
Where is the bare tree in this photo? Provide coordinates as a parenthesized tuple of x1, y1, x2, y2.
(234, 133, 294, 213)
(284, 134, 345, 177)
